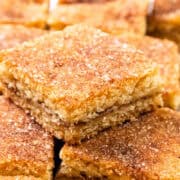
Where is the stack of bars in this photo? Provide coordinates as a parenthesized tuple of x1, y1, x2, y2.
(0, 0, 179, 180)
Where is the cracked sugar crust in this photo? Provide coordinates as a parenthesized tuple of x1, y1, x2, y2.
(61, 108, 180, 179)
(0, 96, 53, 178)
(0, 0, 48, 28)
(0, 25, 46, 50)
(0, 24, 160, 122)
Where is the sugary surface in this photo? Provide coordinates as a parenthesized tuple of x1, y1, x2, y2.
(48, 0, 148, 34)
(118, 35, 179, 94)
(0, 24, 157, 122)
(0, 0, 48, 27)
(0, 96, 53, 178)
(0, 25, 46, 50)
(62, 108, 180, 179)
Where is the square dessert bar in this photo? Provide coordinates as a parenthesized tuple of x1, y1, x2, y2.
(117, 34, 180, 109)
(147, 0, 180, 50)
(0, 25, 46, 50)
(57, 108, 180, 179)
(48, 0, 148, 35)
(0, 0, 48, 28)
(0, 25, 163, 143)
(0, 96, 54, 179)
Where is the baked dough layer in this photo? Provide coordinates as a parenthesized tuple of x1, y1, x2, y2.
(57, 108, 180, 179)
(1, 80, 163, 143)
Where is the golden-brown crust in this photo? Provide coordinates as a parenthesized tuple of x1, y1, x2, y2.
(0, 25, 46, 50)
(60, 108, 180, 179)
(0, 0, 48, 28)
(0, 96, 54, 179)
(0, 25, 160, 123)
(117, 34, 180, 109)
(48, 0, 148, 35)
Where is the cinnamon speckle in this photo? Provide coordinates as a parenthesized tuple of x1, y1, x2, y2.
(0, 96, 53, 177)
(64, 108, 180, 179)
